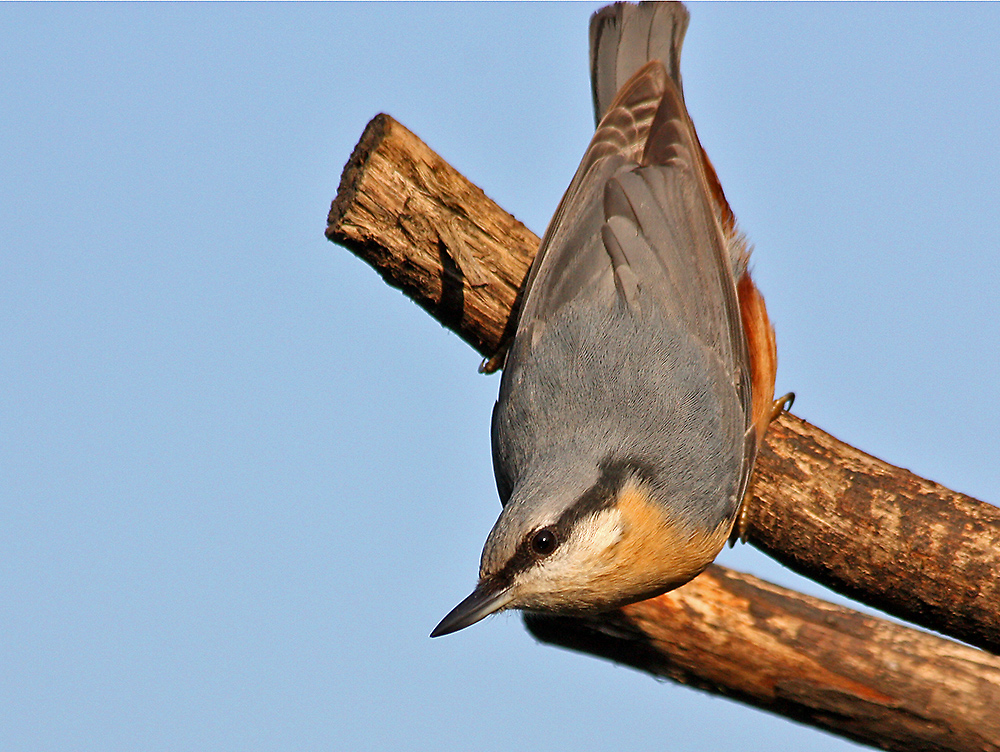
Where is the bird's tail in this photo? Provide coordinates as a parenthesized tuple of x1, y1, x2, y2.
(590, 2, 743, 272)
(589, 1, 689, 127)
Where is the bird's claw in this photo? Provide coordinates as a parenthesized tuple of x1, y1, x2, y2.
(478, 343, 509, 374)
(769, 392, 795, 423)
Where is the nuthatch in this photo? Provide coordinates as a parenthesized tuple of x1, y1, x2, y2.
(432, 1, 781, 637)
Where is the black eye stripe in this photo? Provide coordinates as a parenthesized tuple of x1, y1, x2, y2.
(489, 458, 656, 587)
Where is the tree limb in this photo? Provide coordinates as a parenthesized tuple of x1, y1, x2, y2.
(328, 113, 532, 357)
(327, 113, 1000, 751)
(526, 565, 1000, 752)
(749, 409, 1000, 655)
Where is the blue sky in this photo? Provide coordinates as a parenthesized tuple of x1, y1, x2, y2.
(3, 4, 998, 751)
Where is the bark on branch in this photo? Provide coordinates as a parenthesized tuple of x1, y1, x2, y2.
(527, 566, 1000, 752)
(327, 113, 1000, 751)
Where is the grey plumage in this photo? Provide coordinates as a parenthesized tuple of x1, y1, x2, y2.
(488, 50, 752, 573)
(432, 1, 759, 637)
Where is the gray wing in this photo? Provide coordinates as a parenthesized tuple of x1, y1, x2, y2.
(515, 62, 749, 401)
(590, 1, 689, 126)
(590, 1, 750, 283)
(498, 60, 753, 504)
(513, 62, 667, 333)
(495, 2, 756, 511)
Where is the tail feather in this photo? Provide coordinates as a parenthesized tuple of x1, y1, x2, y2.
(590, 1, 689, 125)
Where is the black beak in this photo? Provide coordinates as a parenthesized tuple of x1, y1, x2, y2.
(430, 581, 515, 637)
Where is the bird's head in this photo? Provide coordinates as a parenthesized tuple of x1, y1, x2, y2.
(431, 460, 733, 637)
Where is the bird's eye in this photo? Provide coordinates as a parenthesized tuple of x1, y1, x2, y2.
(530, 528, 558, 557)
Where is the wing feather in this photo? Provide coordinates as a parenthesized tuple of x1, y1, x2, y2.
(514, 61, 751, 422)
(497, 7, 764, 512)
(513, 62, 668, 330)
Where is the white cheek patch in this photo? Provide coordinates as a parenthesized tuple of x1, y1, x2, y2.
(515, 507, 626, 596)
(570, 507, 626, 561)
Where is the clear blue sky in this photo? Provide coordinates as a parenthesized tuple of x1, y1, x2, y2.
(3, 4, 999, 751)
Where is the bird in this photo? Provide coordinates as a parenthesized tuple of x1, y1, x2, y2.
(431, 1, 781, 638)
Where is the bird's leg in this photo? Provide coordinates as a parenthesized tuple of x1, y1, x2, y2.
(770, 392, 795, 424)
(729, 392, 795, 545)
(478, 341, 510, 374)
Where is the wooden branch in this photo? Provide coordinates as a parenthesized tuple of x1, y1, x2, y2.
(749, 412, 1000, 655)
(326, 114, 1000, 750)
(326, 113, 1000, 654)
(328, 113, 534, 358)
(525, 565, 1000, 752)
